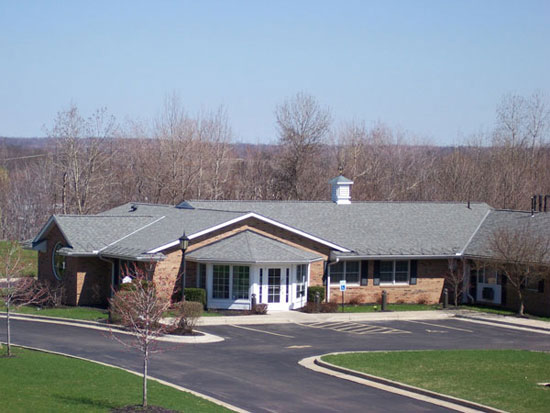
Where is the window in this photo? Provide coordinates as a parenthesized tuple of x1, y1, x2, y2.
(232, 266, 250, 299)
(213, 265, 230, 299)
(296, 264, 307, 298)
(52, 243, 67, 280)
(379, 261, 410, 285)
(330, 261, 360, 284)
(268, 268, 281, 303)
(473, 267, 499, 285)
(197, 263, 207, 289)
(525, 276, 541, 292)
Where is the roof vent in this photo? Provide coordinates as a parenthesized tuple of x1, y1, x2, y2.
(330, 175, 353, 205)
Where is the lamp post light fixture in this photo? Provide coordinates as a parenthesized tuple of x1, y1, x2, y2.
(179, 232, 190, 301)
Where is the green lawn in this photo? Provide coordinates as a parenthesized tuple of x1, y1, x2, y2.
(1, 304, 109, 321)
(461, 305, 550, 321)
(0, 240, 37, 277)
(322, 350, 550, 413)
(341, 303, 441, 313)
(0, 347, 234, 412)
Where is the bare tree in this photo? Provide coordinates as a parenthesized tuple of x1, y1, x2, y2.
(1, 243, 49, 356)
(444, 259, 465, 307)
(487, 224, 550, 315)
(47, 104, 117, 214)
(108, 267, 172, 408)
(274, 92, 332, 199)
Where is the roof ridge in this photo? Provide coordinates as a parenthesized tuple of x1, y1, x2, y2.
(493, 208, 542, 214)
(55, 214, 156, 218)
(189, 199, 490, 205)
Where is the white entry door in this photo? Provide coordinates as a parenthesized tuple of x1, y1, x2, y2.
(259, 267, 290, 310)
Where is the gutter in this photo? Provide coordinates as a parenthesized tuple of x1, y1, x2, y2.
(330, 253, 461, 260)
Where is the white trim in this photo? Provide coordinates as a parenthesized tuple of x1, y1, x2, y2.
(458, 209, 492, 255)
(187, 258, 323, 264)
(147, 212, 350, 254)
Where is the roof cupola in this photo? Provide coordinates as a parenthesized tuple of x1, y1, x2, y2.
(330, 175, 353, 205)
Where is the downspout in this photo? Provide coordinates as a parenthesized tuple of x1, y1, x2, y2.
(324, 257, 340, 303)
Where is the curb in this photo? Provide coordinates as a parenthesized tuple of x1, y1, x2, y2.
(0, 342, 249, 413)
(0, 310, 110, 326)
(0, 313, 224, 344)
(194, 310, 454, 326)
(454, 314, 550, 332)
(300, 353, 507, 413)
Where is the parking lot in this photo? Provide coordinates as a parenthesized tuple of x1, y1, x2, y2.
(4, 316, 550, 412)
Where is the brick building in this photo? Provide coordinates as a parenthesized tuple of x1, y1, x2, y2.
(30, 177, 550, 314)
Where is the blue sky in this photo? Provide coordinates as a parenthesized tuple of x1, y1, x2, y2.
(1, 0, 549, 145)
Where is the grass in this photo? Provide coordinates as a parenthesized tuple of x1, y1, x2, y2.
(461, 305, 550, 322)
(0, 346, 234, 412)
(162, 309, 223, 318)
(0, 304, 109, 321)
(322, 350, 550, 413)
(0, 240, 37, 277)
(341, 303, 441, 313)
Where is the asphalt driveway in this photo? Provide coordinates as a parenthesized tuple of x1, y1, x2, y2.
(2, 317, 550, 412)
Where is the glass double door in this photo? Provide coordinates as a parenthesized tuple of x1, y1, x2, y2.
(259, 267, 290, 309)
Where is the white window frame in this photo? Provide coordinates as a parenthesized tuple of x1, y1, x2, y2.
(379, 260, 410, 286)
(329, 261, 360, 285)
(52, 242, 67, 281)
(211, 264, 251, 301)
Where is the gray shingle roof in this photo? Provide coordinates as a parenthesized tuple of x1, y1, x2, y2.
(188, 200, 492, 257)
(34, 199, 501, 260)
(463, 210, 550, 260)
(186, 230, 322, 263)
(38, 215, 161, 254)
(330, 175, 353, 184)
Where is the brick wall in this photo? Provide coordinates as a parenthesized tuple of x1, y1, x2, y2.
(37, 224, 78, 305)
(155, 217, 330, 297)
(75, 257, 111, 307)
(38, 223, 113, 307)
(328, 259, 446, 304)
(502, 276, 550, 316)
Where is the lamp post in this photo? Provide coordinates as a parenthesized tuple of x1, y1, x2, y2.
(179, 232, 189, 301)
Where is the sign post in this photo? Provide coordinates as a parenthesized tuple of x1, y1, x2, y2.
(339, 280, 346, 313)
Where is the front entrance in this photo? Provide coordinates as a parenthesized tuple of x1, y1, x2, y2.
(473, 267, 502, 305)
(259, 266, 291, 311)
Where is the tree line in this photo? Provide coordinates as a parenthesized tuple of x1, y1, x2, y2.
(1, 91, 549, 241)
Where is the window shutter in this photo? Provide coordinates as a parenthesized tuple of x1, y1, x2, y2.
(538, 280, 545, 293)
(373, 261, 380, 286)
(361, 261, 368, 286)
(410, 260, 417, 285)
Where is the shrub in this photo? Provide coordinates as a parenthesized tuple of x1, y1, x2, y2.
(171, 301, 203, 334)
(302, 302, 320, 313)
(307, 286, 325, 303)
(119, 279, 151, 292)
(184, 288, 206, 308)
(251, 303, 268, 315)
(320, 302, 338, 313)
(416, 294, 429, 305)
(349, 296, 363, 306)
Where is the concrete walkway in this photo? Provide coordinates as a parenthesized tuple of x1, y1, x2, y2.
(186, 309, 455, 326)
(187, 308, 550, 331)
(452, 309, 550, 331)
